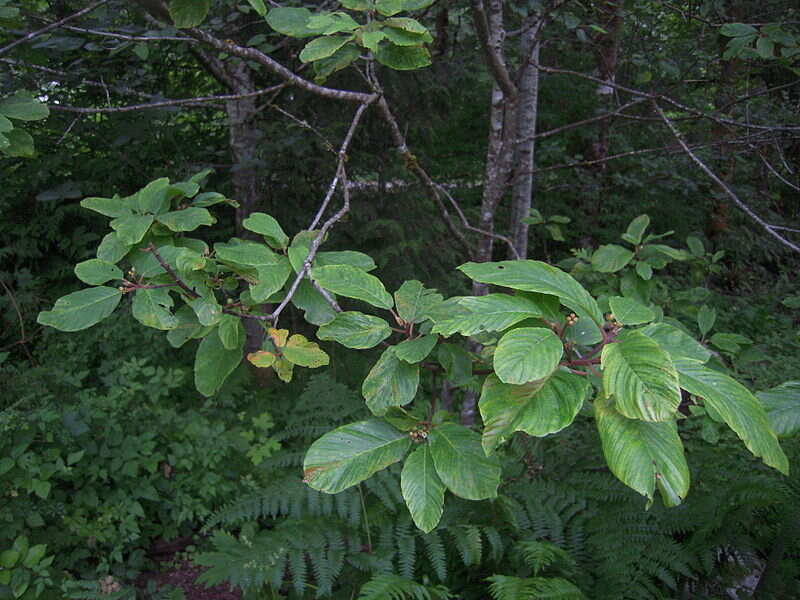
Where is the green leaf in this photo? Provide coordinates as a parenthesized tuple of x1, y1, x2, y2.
(81, 195, 132, 218)
(300, 35, 352, 62)
(382, 22, 433, 45)
(757, 381, 800, 437)
(218, 314, 244, 351)
(674, 358, 788, 474)
(608, 296, 654, 325)
(242, 212, 289, 249)
(136, 178, 171, 214)
(720, 22, 758, 37)
(266, 7, 326, 38)
(639, 322, 711, 363)
(168, 0, 210, 28)
(283, 334, 330, 367)
(157, 207, 215, 232)
(697, 305, 716, 337)
(309, 12, 360, 34)
(395, 335, 438, 363)
(394, 280, 443, 324)
(479, 372, 589, 454)
(192, 191, 229, 207)
(38, 287, 122, 332)
(710, 332, 750, 354)
(132, 287, 178, 330)
(110, 214, 154, 245)
(194, 328, 243, 396)
(2, 127, 34, 157)
(291, 279, 337, 325)
(251, 258, 292, 303)
(0, 457, 13, 476)
(340, 0, 372, 10)
(317, 311, 392, 349)
(623, 214, 650, 245)
(687, 235, 704, 257)
(167, 305, 211, 348)
(432, 294, 543, 337)
(360, 30, 385, 52)
(362, 347, 420, 415)
(188, 294, 222, 327)
(304, 420, 412, 493)
(312, 43, 360, 82)
(402, 0, 435, 9)
(494, 327, 563, 385)
(246, 0, 267, 16)
(74, 259, 123, 285)
(22, 545, 47, 569)
(375, 0, 404, 16)
(315, 250, 376, 271)
(215, 240, 279, 267)
(635, 261, 653, 280)
(374, 44, 431, 70)
(458, 260, 604, 325)
(437, 342, 472, 386)
(95, 233, 132, 265)
(602, 331, 681, 422)
(0, 549, 19, 569)
(592, 244, 635, 273)
(595, 395, 689, 507)
(428, 423, 501, 500)
(312, 264, 393, 309)
(288, 230, 319, 273)
(0, 92, 49, 121)
(32, 479, 51, 499)
(401, 444, 445, 533)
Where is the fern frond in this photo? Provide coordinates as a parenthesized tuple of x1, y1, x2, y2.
(517, 540, 576, 576)
(487, 575, 585, 600)
(357, 575, 452, 600)
(421, 530, 447, 582)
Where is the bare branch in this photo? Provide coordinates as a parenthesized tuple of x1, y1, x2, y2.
(536, 63, 800, 133)
(470, 0, 516, 98)
(61, 25, 194, 43)
(376, 96, 474, 257)
(48, 87, 283, 114)
(653, 101, 800, 254)
(531, 98, 647, 141)
(270, 102, 373, 324)
(753, 145, 800, 193)
(0, 0, 109, 57)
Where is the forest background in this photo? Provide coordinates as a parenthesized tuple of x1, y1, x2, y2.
(1, 0, 800, 598)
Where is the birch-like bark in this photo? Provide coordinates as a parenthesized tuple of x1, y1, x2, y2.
(509, 23, 541, 259)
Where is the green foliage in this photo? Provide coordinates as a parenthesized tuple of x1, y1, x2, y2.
(0, 536, 54, 599)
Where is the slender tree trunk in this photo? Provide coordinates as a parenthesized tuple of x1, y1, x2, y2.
(509, 21, 541, 259)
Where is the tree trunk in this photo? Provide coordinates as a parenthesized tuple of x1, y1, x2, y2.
(509, 21, 541, 259)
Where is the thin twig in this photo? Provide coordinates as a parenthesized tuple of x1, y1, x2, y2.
(49, 87, 283, 114)
(0, 277, 36, 366)
(653, 101, 800, 254)
(61, 25, 194, 43)
(0, 0, 109, 57)
(270, 102, 372, 324)
(536, 62, 800, 133)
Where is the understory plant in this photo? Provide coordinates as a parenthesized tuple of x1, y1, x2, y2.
(36, 174, 793, 532)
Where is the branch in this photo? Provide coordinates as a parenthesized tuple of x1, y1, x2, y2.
(532, 131, 777, 174)
(753, 145, 800, 193)
(48, 87, 283, 114)
(60, 25, 194, 43)
(653, 101, 800, 254)
(0, 277, 36, 366)
(529, 98, 647, 141)
(536, 63, 800, 133)
(269, 101, 373, 324)
(469, 0, 516, 98)
(184, 27, 376, 104)
(376, 96, 473, 257)
(0, 0, 109, 57)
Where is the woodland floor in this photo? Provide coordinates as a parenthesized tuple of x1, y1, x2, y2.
(139, 559, 242, 599)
